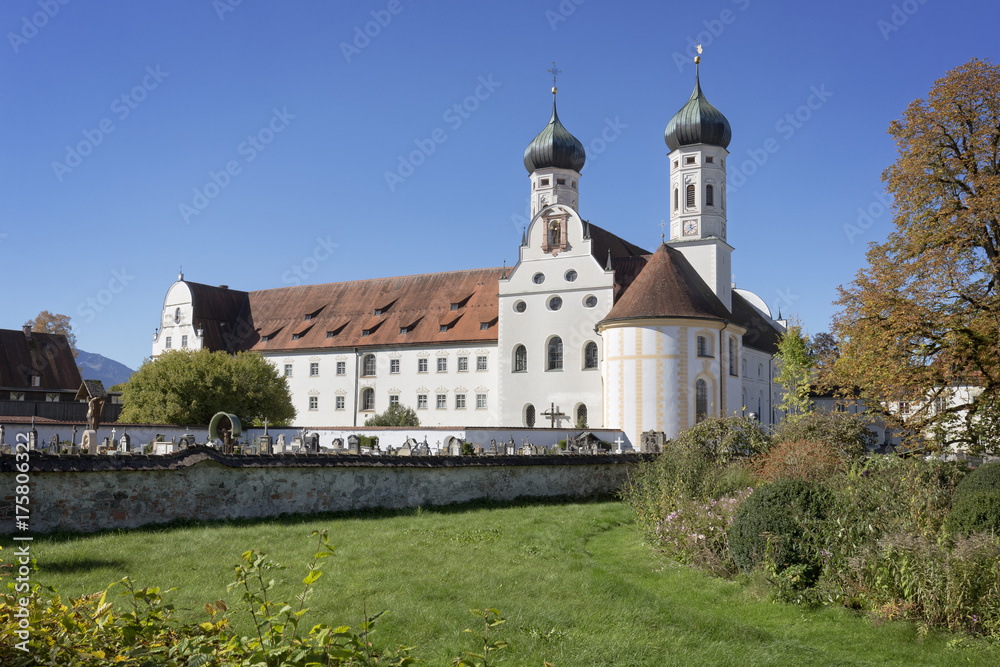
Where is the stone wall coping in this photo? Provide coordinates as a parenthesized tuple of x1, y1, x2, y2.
(1, 446, 655, 473)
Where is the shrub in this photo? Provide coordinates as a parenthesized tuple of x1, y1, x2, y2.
(652, 488, 753, 575)
(729, 478, 830, 575)
(461, 442, 475, 456)
(945, 491, 1000, 536)
(772, 410, 875, 460)
(847, 532, 1000, 637)
(752, 440, 843, 483)
(952, 461, 1000, 504)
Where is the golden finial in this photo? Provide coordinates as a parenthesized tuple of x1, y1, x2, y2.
(695, 43, 702, 65)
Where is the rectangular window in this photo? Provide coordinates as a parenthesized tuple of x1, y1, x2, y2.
(399, 327, 408, 335)
(540, 178, 550, 186)
(556, 178, 566, 185)
(480, 322, 489, 330)
(181, 335, 188, 348)
(284, 364, 292, 378)
(456, 393, 466, 409)
(476, 356, 487, 371)
(308, 396, 318, 410)
(439, 325, 449, 333)
(390, 394, 399, 407)
(436, 394, 447, 409)
(685, 156, 696, 165)
(390, 358, 400, 374)
(458, 356, 468, 372)
(336, 361, 346, 376)
(417, 394, 428, 409)
(418, 358, 428, 373)
(899, 402, 910, 415)
(326, 331, 335, 338)
(31, 376, 41, 387)
(310, 362, 319, 376)
(165, 336, 172, 348)
(11, 391, 24, 401)
(437, 358, 447, 372)
(476, 394, 487, 409)
(335, 395, 345, 410)
(706, 156, 714, 163)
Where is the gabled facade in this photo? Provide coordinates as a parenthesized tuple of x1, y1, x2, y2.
(0, 326, 82, 404)
(150, 65, 785, 446)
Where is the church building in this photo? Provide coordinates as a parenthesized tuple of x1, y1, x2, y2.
(151, 62, 784, 448)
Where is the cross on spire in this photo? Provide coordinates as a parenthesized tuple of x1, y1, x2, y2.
(548, 61, 561, 92)
(660, 220, 666, 243)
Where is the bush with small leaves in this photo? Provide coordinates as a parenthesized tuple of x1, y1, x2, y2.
(729, 478, 830, 575)
(952, 461, 1000, 504)
(945, 490, 1000, 536)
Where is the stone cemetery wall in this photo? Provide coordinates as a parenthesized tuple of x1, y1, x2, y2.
(0, 447, 652, 534)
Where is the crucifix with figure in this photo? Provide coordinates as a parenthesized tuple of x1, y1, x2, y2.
(541, 402, 565, 428)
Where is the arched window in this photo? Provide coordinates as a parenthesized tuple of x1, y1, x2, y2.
(513, 345, 527, 372)
(742, 358, 747, 377)
(686, 184, 696, 208)
(584, 341, 599, 369)
(728, 338, 737, 376)
(706, 184, 714, 207)
(547, 336, 563, 371)
(758, 363, 764, 380)
(525, 404, 536, 427)
(673, 187, 679, 211)
(362, 354, 376, 377)
(361, 387, 375, 411)
(696, 379, 708, 423)
(576, 404, 588, 428)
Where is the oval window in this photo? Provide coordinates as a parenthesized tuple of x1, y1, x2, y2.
(584, 295, 598, 308)
(514, 300, 526, 313)
(564, 269, 578, 282)
(532, 273, 545, 284)
(549, 296, 563, 311)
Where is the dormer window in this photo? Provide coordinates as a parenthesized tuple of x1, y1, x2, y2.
(374, 308, 384, 316)
(480, 322, 489, 330)
(450, 303, 459, 311)
(304, 314, 313, 320)
(292, 334, 301, 340)
(399, 327, 408, 335)
(439, 325, 449, 333)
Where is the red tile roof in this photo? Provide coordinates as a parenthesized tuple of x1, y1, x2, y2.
(189, 268, 504, 353)
(0, 329, 82, 391)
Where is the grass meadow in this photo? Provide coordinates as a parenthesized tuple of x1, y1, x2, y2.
(5, 499, 1000, 666)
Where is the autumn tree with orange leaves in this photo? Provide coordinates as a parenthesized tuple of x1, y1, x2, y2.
(832, 58, 1000, 452)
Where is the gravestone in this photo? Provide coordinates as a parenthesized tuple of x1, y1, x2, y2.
(28, 428, 38, 451)
(47, 437, 60, 455)
(473, 444, 483, 455)
(119, 432, 132, 454)
(639, 430, 665, 454)
(505, 438, 516, 456)
(276, 434, 286, 452)
(81, 430, 98, 455)
(257, 434, 273, 455)
(331, 437, 344, 450)
(447, 438, 462, 456)
(523, 443, 537, 455)
(0, 424, 5, 446)
(347, 435, 360, 455)
(307, 432, 320, 453)
(398, 441, 412, 456)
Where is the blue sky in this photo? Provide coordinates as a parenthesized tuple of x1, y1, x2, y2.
(2, 0, 998, 371)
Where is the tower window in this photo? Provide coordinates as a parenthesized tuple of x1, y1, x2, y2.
(548, 336, 563, 371)
(706, 156, 714, 164)
(706, 184, 714, 207)
(696, 379, 709, 423)
(572, 181, 577, 189)
(514, 344, 527, 372)
(556, 178, 565, 185)
(685, 156, 696, 165)
(686, 184, 696, 208)
(673, 188, 679, 211)
(540, 178, 550, 186)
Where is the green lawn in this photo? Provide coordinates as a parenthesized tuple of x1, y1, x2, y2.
(5, 500, 999, 665)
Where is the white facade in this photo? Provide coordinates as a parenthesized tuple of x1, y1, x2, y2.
(152, 278, 207, 356)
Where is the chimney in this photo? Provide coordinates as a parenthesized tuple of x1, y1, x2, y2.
(23, 324, 31, 340)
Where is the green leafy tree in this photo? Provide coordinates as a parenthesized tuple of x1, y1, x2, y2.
(29, 310, 77, 358)
(364, 404, 420, 427)
(119, 349, 294, 426)
(774, 323, 814, 416)
(833, 58, 1000, 449)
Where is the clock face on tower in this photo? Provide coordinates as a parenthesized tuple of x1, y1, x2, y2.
(683, 220, 698, 236)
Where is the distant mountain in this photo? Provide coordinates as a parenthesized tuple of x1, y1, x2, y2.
(76, 349, 135, 389)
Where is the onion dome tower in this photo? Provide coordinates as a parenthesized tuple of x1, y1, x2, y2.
(664, 52, 733, 311)
(523, 82, 585, 218)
